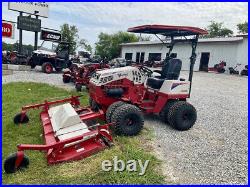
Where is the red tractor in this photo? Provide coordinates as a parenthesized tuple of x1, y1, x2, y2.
(208, 61, 227, 73)
(88, 25, 208, 135)
(63, 59, 110, 91)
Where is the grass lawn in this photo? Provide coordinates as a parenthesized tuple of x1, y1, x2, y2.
(2, 82, 165, 184)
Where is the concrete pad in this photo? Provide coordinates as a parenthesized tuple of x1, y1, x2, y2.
(2, 64, 8, 70)
(7, 64, 31, 71)
(2, 69, 13, 76)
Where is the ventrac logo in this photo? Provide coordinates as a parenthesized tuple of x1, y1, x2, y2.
(44, 34, 60, 40)
(117, 72, 128, 77)
(171, 83, 187, 90)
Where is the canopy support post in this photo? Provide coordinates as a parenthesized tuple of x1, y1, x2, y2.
(188, 35, 199, 97)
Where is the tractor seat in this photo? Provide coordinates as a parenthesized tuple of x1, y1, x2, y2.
(147, 78, 164, 89)
(147, 58, 182, 89)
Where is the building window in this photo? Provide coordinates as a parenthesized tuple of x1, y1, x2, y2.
(148, 53, 162, 61)
(136, 52, 145, 63)
(125, 53, 133, 60)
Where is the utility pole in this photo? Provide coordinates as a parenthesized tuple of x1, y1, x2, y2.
(18, 12, 23, 54)
(34, 14, 39, 50)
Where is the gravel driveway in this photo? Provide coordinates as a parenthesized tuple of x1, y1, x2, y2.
(2, 69, 248, 184)
(145, 72, 248, 184)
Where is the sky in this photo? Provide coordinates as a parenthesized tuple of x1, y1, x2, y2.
(2, 2, 248, 50)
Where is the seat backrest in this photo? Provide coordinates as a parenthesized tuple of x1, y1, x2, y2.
(162, 59, 182, 80)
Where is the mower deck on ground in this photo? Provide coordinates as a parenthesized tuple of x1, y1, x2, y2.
(4, 96, 113, 174)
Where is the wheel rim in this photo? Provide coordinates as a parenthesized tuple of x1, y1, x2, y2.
(123, 114, 139, 131)
(182, 110, 196, 126)
(46, 64, 52, 73)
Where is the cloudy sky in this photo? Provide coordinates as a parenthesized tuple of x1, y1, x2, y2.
(2, 2, 248, 48)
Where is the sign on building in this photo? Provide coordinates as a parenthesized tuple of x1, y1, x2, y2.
(2, 21, 15, 39)
(8, 2, 49, 18)
(17, 16, 41, 32)
(40, 30, 62, 42)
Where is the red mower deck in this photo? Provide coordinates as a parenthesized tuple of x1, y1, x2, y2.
(4, 96, 113, 174)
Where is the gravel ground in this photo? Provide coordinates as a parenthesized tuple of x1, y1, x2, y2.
(145, 71, 248, 184)
(2, 69, 248, 184)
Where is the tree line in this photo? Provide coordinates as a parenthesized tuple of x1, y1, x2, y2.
(2, 21, 248, 60)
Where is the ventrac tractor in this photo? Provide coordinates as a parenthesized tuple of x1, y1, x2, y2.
(88, 25, 208, 135)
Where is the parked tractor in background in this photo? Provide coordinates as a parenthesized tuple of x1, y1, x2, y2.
(63, 58, 110, 91)
(28, 41, 72, 74)
(2, 51, 28, 65)
(208, 61, 227, 73)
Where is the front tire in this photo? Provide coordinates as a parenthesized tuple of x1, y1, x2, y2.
(111, 104, 144, 136)
(168, 101, 197, 131)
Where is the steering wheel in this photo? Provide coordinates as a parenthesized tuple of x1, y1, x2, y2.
(139, 66, 153, 77)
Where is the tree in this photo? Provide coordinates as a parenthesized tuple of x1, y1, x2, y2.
(2, 42, 33, 55)
(95, 31, 148, 59)
(78, 39, 93, 54)
(60, 23, 79, 54)
(205, 21, 233, 38)
(237, 21, 248, 34)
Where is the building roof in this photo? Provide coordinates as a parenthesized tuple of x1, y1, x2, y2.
(121, 36, 246, 46)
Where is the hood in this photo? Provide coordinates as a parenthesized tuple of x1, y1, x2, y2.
(33, 49, 56, 56)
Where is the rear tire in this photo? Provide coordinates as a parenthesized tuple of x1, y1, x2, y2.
(4, 153, 29, 174)
(106, 101, 126, 123)
(168, 101, 197, 131)
(159, 100, 178, 124)
(111, 104, 144, 136)
(42, 62, 53, 74)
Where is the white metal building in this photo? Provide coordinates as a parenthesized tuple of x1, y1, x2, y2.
(121, 35, 248, 71)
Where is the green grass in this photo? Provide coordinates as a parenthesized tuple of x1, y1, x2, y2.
(2, 82, 165, 184)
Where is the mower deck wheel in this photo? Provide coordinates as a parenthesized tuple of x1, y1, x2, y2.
(63, 76, 71, 83)
(42, 62, 53, 74)
(4, 153, 29, 174)
(167, 101, 197, 131)
(13, 113, 29, 124)
(106, 101, 126, 123)
(75, 83, 82, 92)
(159, 100, 178, 124)
(111, 104, 144, 136)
